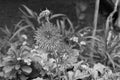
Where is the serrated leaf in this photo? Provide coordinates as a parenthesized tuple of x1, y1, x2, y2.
(21, 66, 32, 74)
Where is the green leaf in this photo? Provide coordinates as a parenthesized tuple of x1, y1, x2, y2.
(93, 63, 106, 74)
(0, 61, 3, 67)
(3, 66, 14, 73)
(5, 25, 11, 35)
(15, 65, 20, 70)
(9, 25, 32, 41)
(85, 36, 102, 43)
(50, 14, 66, 20)
(20, 75, 28, 80)
(9, 69, 17, 79)
(20, 5, 35, 18)
(21, 66, 32, 74)
(74, 70, 90, 79)
(0, 72, 4, 77)
(0, 26, 11, 36)
(67, 71, 74, 80)
(33, 77, 43, 80)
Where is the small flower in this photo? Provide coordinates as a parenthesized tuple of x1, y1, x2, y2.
(80, 33, 84, 37)
(49, 58, 56, 63)
(30, 49, 37, 53)
(34, 45, 38, 49)
(22, 41, 27, 46)
(17, 57, 22, 61)
(24, 58, 32, 65)
(70, 36, 78, 42)
(38, 9, 51, 23)
(21, 34, 28, 40)
(80, 41, 86, 45)
(81, 64, 89, 69)
(39, 9, 51, 18)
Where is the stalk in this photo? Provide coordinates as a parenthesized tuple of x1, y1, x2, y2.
(91, 0, 100, 58)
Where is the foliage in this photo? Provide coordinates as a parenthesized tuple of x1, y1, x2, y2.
(1, 2, 120, 80)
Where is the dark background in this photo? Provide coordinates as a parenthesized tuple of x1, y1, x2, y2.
(0, 0, 96, 28)
(0, 0, 113, 30)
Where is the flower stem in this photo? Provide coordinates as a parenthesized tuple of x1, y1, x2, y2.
(91, 0, 100, 58)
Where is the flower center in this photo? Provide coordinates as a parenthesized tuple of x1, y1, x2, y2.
(44, 31, 53, 39)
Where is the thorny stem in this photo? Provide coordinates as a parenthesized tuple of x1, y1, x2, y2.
(91, 0, 100, 58)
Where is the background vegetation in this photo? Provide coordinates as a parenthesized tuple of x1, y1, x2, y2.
(0, 0, 120, 80)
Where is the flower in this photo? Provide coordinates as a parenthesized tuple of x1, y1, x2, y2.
(17, 57, 22, 61)
(24, 58, 32, 65)
(38, 9, 51, 23)
(70, 36, 79, 42)
(21, 34, 28, 40)
(80, 41, 86, 45)
(39, 9, 51, 18)
(22, 41, 27, 46)
(34, 22, 61, 51)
